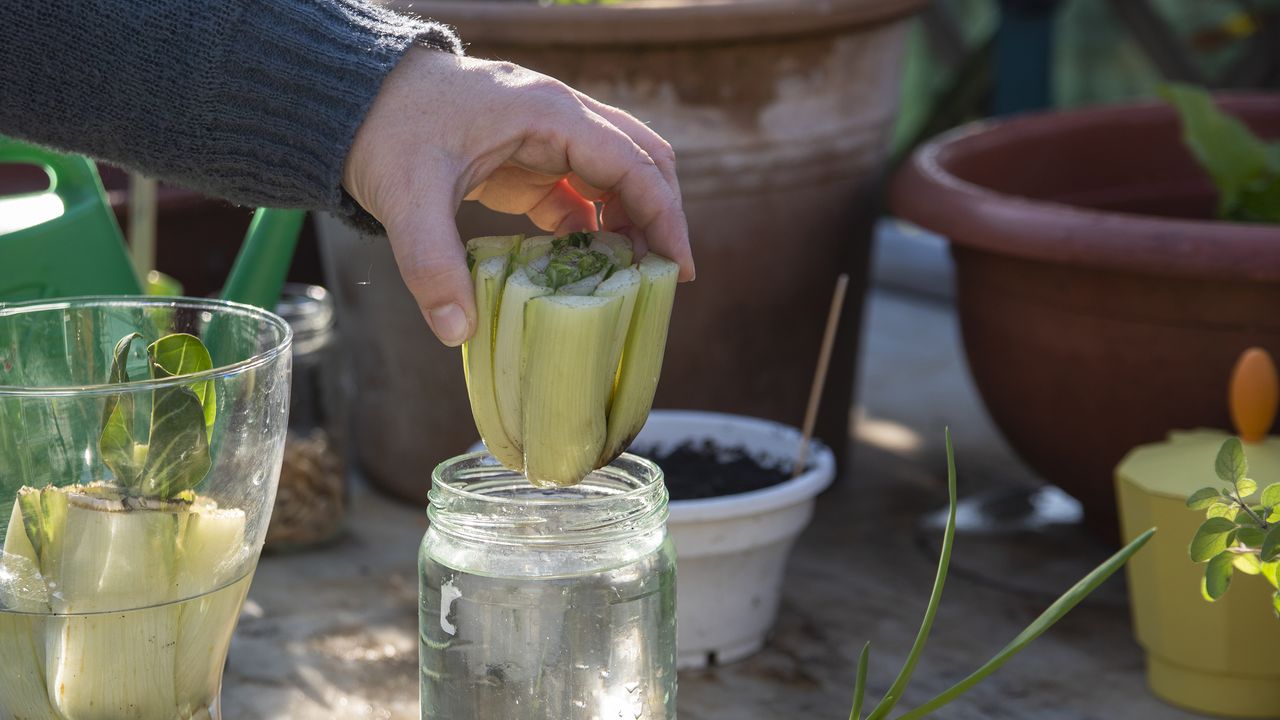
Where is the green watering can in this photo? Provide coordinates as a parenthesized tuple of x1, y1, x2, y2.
(0, 136, 304, 309)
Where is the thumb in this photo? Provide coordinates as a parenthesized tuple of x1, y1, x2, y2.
(383, 203, 475, 347)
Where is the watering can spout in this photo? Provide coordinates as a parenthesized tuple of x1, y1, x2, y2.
(220, 208, 307, 311)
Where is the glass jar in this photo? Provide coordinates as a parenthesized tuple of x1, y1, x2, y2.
(265, 284, 347, 551)
(419, 453, 677, 720)
(0, 297, 291, 720)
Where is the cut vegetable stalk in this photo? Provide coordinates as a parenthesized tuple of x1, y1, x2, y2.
(464, 251, 523, 470)
(493, 267, 551, 446)
(589, 232, 635, 268)
(462, 230, 679, 487)
(600, 254, 679, 464)
(47, 490, 185, 718)
(0, 499, 56, 720)
(522, 294, 623, 487)
(594, 267, 641, 395)
(175, 505, 248, 717)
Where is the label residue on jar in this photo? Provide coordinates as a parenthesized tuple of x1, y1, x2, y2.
(440, 579, 461, 635)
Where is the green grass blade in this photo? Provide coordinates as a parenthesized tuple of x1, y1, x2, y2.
(865, 429, 959, 720)
(892, 527, 1157, 720)
(849, 642, 871, 720)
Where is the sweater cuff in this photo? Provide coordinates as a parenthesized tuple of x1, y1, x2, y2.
(203, 0, 461, 224)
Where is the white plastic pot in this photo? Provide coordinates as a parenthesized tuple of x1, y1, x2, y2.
(634, 410, 836, 669)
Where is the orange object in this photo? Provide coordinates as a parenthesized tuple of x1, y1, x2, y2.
(1229, 347, 1279, 442)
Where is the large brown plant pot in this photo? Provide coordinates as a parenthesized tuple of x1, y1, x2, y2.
(891, 94, 1280, 535)
(322, 0, 922, 503)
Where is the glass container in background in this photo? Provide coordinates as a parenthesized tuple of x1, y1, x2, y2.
(420, 453, 677, 719)
(0, 297, 291, 720)
(265, 283, 348, 551)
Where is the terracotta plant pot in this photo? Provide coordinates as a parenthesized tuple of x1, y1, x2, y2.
(891, 93, 1280, 534)
(326, 0, 923, 503)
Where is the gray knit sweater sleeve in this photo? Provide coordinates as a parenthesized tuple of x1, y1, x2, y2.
(0, 0, 460, 224)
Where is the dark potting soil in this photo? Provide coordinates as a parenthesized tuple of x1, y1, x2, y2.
(630, 440, 794, 501)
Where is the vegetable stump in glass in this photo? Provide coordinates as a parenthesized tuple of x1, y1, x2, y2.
(0, 297, 291, 720)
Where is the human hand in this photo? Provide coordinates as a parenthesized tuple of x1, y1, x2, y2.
(343, 48, 694, 347)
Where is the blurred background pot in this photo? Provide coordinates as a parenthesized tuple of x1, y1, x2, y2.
(891, 93, 1280, 535)
(321, 0, 925, 503)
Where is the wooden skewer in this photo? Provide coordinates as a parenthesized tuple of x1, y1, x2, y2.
(793, 273, 849, 477)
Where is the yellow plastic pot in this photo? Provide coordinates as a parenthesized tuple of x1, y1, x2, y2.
(1116, 429, 1280, 718)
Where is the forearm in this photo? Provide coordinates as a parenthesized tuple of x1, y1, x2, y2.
(0, 0, 458, 217)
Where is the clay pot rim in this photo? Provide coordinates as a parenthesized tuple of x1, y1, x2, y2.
(891, 92, 1280, 282)
(394, 0, 925, 45)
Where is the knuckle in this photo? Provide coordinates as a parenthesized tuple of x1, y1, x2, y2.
(651, 141, 677, 171)
(525, 75, 577, 107)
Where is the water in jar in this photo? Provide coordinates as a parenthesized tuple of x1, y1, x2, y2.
(419, 537, 677, 719)
(0, 572, 253, 720)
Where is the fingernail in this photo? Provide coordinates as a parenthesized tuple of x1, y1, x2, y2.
(427, 303, 468, 346)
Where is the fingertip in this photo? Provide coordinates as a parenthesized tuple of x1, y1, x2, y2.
(424, 302, 472, 347)
(680, 261, 696, 283)
(383, 212, 477, 348)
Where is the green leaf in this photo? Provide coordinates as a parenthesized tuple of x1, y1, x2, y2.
(1190, 517, 1238, 562)
(1263, 525, 1280, 562)
(848, 642, 870, 720)
(1237, 527, 1266, 548)
(1262, 560, 1279, 590)
(1207, 501, 1241, 521)
(1202, 552, 1234, 601)
(893, 528, 1157, 720)
(1261, 483, 1280, 508)
(135, 384, 211, 499)
(98, 333, 144, 486)
(132, 334, 217, 499)
(863, 429, 959, 720)
(1159, 84, 1278, 221)
(1213, 437, 1248, 485)
(1233, 159, 1280, 223)
(147, 333, 216, 439)
(1269, 506, 1280, 523)
(1237, 477, 1258, 499)
(1186, 487, 1221, 510)
(1233, 552, 1263, 575)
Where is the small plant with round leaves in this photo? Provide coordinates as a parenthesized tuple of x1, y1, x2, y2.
(1186, 437, 1280, 617)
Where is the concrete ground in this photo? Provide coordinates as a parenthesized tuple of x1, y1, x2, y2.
(221, 224, 1203, 719)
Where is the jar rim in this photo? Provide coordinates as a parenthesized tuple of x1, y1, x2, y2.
(430, 451, 664, 506)
(428, 452, 668, 546)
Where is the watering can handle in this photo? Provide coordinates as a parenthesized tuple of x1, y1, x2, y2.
(220, 208, 306, 311)
(0, 137, 107, 213)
